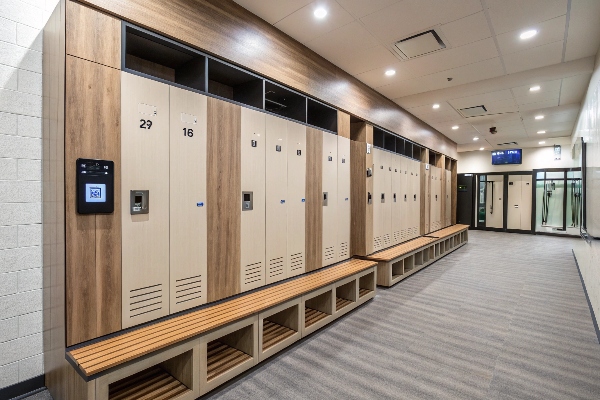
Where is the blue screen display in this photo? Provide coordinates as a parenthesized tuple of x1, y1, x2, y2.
(491, 149, 522, 165)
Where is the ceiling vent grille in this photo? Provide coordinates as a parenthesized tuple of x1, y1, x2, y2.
(457, 105, 488, 118)
(392, 29, 446, 60)
(497, 141, 518, 146)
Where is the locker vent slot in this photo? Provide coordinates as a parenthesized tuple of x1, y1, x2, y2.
(393, 231, 401, 242)
(383, 234, 391, 247)
(324, 246, 335, 263)
(129, 284, 163, 318)
(374, 236, 382, 250)
(268, 257, 284, 278)
(289, 252, 304, 271)
(338, 242, 349, 259)
(174, 275, 203, 305)
(244, 261, 264, 284)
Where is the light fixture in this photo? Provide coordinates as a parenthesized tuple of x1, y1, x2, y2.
(452, 125, 459, 130)
(314, 8, 327, 19)
(385, 69, 396, 76)
(529, 85, 540, 92)
(473, 137, 479, 141)
(539, 141, 546, 144)
(520, 29, 537, 40)
(479, 147, 484, 151)
(537, 130, 546, 134)
(432, 104, 440, 109)
(535, 115, 544, 120)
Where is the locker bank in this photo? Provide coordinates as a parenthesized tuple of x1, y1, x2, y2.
(2, 0, 600, 399)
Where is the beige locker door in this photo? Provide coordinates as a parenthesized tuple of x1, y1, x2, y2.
(265, 115, 288, 284)
(322, 131, 338, 266)
(381, 151, 393, 248)
(286, 121, 306, 277)
(240, 107, 266, 292)
(372, 148, 384, 251)
(399, 157, 408, 242)
(436, 168, 442, 230)
(424, 165, 431, 234)
(337, 136, 351, 261)
(520, 175, 532, 230)
(487, 175, 504, 229)
(121, 72, 170, 328)
(390, 154, 402, 245)
(414, 161, 421, 238)
(430, 167, 436, 231)
(169, 86, 207, 314)
(445, 170, 451, 227)
(507, 175, 521, 230)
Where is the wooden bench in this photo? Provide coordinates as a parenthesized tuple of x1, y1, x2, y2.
(361, 224, 469, 287)
(66, 258, 377, 399)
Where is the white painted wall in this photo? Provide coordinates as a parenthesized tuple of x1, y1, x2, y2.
(0, 0, 59, 390)
(457, 146, 580, 174)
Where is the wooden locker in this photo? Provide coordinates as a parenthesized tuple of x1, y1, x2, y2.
(415, 160, 422, 238)
(399, 157, 408, 242)
(423, 164, 431, 235)
(391, 154, 402, 245)
(430, 166, 440, 232)
(121, 72, 170, 328)
(520, 175, 532, 231)
(507, 175, 521, 230)
(286, 121, 306, 277)
(322, 131, 338, 266)
(337, 136, 351, 261)
(445, 170, 451, 227)
(169, 86, 208, 314)
(240, 107, 266, 292)
(381, 151, 393, 248)
(265, 115, 288, 284)
(372, 148, 384, 251)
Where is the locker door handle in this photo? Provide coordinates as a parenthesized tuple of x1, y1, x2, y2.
(323, 192, 328, 206)
(368, 192, 372, 204)
(393, 193, 397, 202)
(381, 193, 385, 203)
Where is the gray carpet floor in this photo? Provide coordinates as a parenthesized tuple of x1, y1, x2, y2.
(23, 231, 600, 399)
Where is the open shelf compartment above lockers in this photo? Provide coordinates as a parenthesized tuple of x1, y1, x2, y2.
(264, 81, 306, 123)
(307, 98, 337, 133)
(373, 127, 425, 161)
(108, 351, 194, 400)
(207, 58, 263, 108)
(123, 24, 206, 92)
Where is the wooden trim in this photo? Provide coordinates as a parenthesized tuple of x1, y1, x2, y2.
(305, 127, 323, 272)
(77, 0, 456, 158)
(66, 0, 121, 69)
(438, 155, 446, 227)
(337, 111, 350, 139)
(451, 159, 457, 225)
(206, 97, 242, 302)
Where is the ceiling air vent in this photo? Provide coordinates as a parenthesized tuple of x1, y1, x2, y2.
(457, 105, 487, 118)
(497, 142, 518, 146)
(392, 29, 446, 60)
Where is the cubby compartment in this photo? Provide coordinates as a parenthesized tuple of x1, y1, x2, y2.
(264, 81, 306, 123)
(445, 238, 451, 249)
(207, 58, 263, 108)
(404, 255, 414, 273)
(302, 286, 334, 336)
(307, 98, 337, 132)
(358, 269, 376, 304)
(391, 259, 404, 280)
(259, 299, 301, 361)
(423, 247, 431, 263)
(414, 250, 424, 267)
(123, 24, 206, 91)
(334, 277, 357, 317)
(429, 246, 435, 261)
(435, 243, 440, 258)
(200, 316, 257, 395)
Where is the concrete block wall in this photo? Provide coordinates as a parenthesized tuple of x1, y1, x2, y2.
(0, 0, 58, 390)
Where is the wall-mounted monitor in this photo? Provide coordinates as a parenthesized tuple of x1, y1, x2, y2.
(491, 149, 522, 165)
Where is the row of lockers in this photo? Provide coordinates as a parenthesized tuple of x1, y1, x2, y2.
(120, 72, 350, 328)
(372, 148, 422, 252)
(424, 166, 452, 233)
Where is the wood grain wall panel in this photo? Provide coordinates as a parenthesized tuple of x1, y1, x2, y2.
(350, 141, 367, 256)
(65, 55, 121, 345)
(305, 127, 322, 271)
(78, 0, 457, 158)
(451, 159, 457, 225)
(337, 111, 350, 139)
(66, 0, 121, 69)
(439, 155, 446, 227)
(207, 97, 242, 302)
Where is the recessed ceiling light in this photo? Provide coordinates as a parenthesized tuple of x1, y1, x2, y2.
(452, 125, 459, 130)
(535, 115, 544, 120)
(537, 130, 546, 134)
(539, 141, 546, 144)
(385, 69, 396, 76)
(529, 85, 540, 92)
(432, 104, 440, 109)
(314, 8, 327, 19)
(520, 29, 538, 40)
(473, 137, 479, 141)
(479, 147, 484, 151)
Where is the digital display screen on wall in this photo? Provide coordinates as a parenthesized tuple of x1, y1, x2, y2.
(491, 149, 522, 165)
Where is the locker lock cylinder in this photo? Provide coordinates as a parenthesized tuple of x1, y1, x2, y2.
(242, 191, 253, 211)
(130, 190, 149, 214)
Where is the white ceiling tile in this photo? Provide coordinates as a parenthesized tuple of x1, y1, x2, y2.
(328, 45, 400, 76)
(514, 90, 560, 106)
(440, 11, 492, 48)
(510, 79, 562, 97)
(274, 0, 355, 44)
(234, 0, 314, 24)
(409, 103, 460, 118)
(518, 98, 560, 111)
(495, 15, 566, 55)
(305, 21, 379, 56)
(355, 61, 420, 88)
(335, 0, 401, 18)
(559, 73, 592, 105)
(534, 129, 573, 139)
(502, 41, 563, 74)
(486, 0, 568, 35)
(448, 89, 514, 109)
(360, 0, 482, 44)
(564, 0, 600, 61)
(481, 98, 519, 114)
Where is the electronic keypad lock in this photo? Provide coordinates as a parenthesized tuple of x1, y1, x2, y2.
(242, 191, 253, 211)
(130, 190, 149, 214)
(77, 158, 114, 214)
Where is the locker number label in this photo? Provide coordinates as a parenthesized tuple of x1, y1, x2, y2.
(183, 128, 194, 137)
(139, 119, 153, 129)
